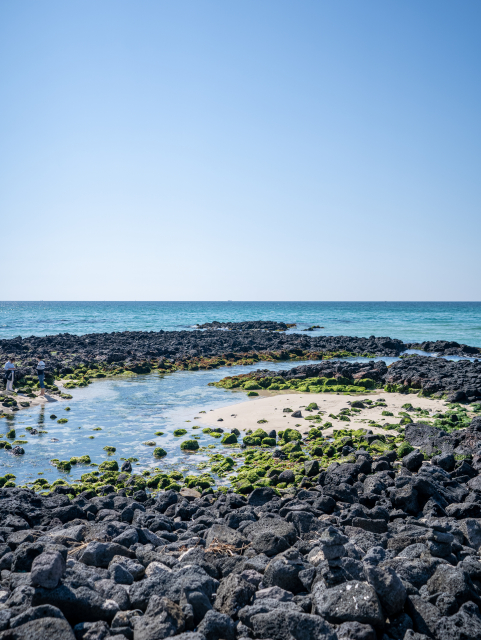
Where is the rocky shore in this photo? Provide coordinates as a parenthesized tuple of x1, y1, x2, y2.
(213, 356, 481, 403)
(2, 325, 481, 638)
(0, 331, 406, 382)
(0, 418, 481, 639)
(1, 329, 479, 384)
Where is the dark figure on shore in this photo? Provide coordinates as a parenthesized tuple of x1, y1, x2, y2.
(36, 356, 46, 397)
(4, 356, 15, 393)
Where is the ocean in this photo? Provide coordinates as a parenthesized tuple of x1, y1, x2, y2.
(1, 301, 481, 345)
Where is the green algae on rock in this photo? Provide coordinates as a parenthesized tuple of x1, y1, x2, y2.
(98, 460, 119, 472)
(50, 459, 72, 472)
(70, 455, 91, 464)
(153, 447, 167, 458)
(180, 439, 200, 451)
(173, 429, 188, 436)
(221, 433, 237, 445)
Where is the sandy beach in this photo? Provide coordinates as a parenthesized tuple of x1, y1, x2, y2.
(198, 390, 448, 436)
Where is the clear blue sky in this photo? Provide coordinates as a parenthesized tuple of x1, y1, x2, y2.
(1, 1, 480, 301)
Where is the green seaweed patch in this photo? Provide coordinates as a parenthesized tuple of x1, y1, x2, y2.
(57, 418, 68, 424)
(153, 447, 167, 458)
(33, 478, 49, 488)
(103, 446, 116, 453)
(243, 381, 261, 390)
(202, 428, 223, 438)
(173, 429, 188, 436)
(180, 440, 200, 451)
(221, 433, 237, 445)
(50, 459, 71, 472)
(278, 428, 302, 443)
(99, 460, 119, 472)
(70, 455, 91, 465)
(154, 431, 164, 436)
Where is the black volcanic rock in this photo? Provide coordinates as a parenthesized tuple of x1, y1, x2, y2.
(0, 422, 481, 636)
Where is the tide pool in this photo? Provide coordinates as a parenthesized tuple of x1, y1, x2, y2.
(0, 357, 401, 487)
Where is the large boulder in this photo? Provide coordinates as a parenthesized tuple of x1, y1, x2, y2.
(250, 608, 336, 640)
(312, 581, 383, 627)
(0, 617, 75, 640)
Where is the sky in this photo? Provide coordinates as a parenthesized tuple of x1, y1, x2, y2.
(1, 1, 480, 301)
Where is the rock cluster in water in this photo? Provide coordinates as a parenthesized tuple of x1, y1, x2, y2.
(214, 356, 481, 402)
(0, 419, 481, 639)
(405, 340, 481, 358)
(0, 331, 407, 376)
(195, 321, 297, 331)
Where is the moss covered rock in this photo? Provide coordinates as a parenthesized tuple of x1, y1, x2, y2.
(278, 428, 302, 443)
(281, 441, 302, 454)
(252, 428, 269, 439)
(153, 447, 167, 458)
(70, 455, 91, 465)
(56, 460, 71, 472)
(243, 381, 261, 390)
(221, 433, 237, 444)
(397, 441, 415, 457)
(98, 460, 119, 472)
(180, 440, 199, 451)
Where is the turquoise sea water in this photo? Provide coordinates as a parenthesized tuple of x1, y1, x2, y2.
(1, 301, 481, 345)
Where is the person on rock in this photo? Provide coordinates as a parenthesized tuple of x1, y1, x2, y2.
(4, 356, 15, 393)
(36, 356, 46, 397)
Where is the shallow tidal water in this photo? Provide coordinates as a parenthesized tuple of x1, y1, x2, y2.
(0, 357, 407, 488)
